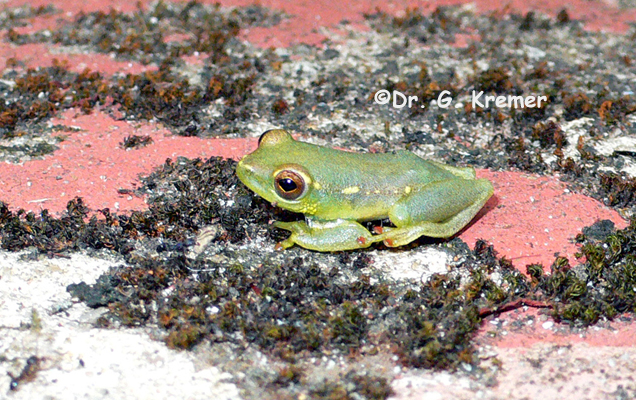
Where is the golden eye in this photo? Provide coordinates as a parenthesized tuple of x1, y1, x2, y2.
(274, 170, 306, 200)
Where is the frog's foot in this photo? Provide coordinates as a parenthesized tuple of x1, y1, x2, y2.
(273, 219, 375, 251)
(373, 224, 436, 247)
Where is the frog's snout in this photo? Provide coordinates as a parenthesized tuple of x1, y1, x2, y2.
(235, 158, 252, 185)
(236, 158, 270, 199)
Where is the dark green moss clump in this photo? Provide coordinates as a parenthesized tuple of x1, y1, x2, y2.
(120, 135, 154, 149)
(66, 236, 529, 371)
(0, 4, 57, 30)
(138, 156, 275, 244)
(494, 219, 635, 326)
(0, 64, 71, 138)
(0, 157, 271, 253)
(0, 1, 279, 149)
(598, 172, 636, 209)
(502, 136, 547, 174)
(547, 219, 636, 325)
(155, 257, 378, 354)
(0, 57, 261, 140)
(0, 197, 100, 253)
(364, 6, 463, 44)
(0, 141, 58, 159)
(6, 1, 281, 65)
(311, 372, 394, 400)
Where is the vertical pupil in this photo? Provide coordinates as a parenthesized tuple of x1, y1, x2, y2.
(278, 178, 297, 192)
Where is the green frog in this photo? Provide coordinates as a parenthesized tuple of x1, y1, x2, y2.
(236, 129, 493, 251)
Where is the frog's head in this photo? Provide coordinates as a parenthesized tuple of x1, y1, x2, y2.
(236, 129, 316, 214)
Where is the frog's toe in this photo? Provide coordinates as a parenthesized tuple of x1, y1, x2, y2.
(275, 238, 295, 250)
(272, 221, 293, 230)
(376, 226, 426, 248)
(382, 236, 410, 248)
(372, 226, 394, 234)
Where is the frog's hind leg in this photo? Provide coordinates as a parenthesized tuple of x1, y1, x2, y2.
(375, 178, 493, 247)
(426, 160, 476, 179)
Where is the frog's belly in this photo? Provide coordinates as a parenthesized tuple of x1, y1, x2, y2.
(313, 194, 395, 222)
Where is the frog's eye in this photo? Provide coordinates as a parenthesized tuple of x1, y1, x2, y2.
(274, 170, 306, 200)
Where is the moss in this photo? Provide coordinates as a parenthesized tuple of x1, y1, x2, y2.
(7, 2, 281, 65)
(350, 373, 394, 400)
(598, 172, 636, 209)
(598, 97, 636, 126)
(0, 3, 276, 145)
(0, 157, 271, 253)
(310, 372, 394, 400)
(8, 356, 42, 392)
(120, 135, 154, 149)
(365, 6, 462, 44)
(311, 380, 350, 400)
(57, 233, 504, 370)
(0, 142, 58, 158)
(556, 9, 571, 24)
(271, 365, 304, 387)
(0, 198, 90, 252)
(517, 11, 551, 31)
(537, 220, 636, 325)
(0, 66, 67, 137)
(531, 120, 566, 149)
(166, 324, 206, 350)
(0, 4, 57, 30)
(272, 99, 290, 115)
(475, 67, 515, 94)
(502, 136, 546, 174)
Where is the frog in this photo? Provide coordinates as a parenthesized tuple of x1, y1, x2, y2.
(236, 129, 494, 252)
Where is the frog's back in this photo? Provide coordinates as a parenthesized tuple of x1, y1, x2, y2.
(288, 141, 458, 189)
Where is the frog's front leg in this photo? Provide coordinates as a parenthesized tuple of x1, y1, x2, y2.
(273, 219, 376, 251)
(376, 178, 493, 247)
